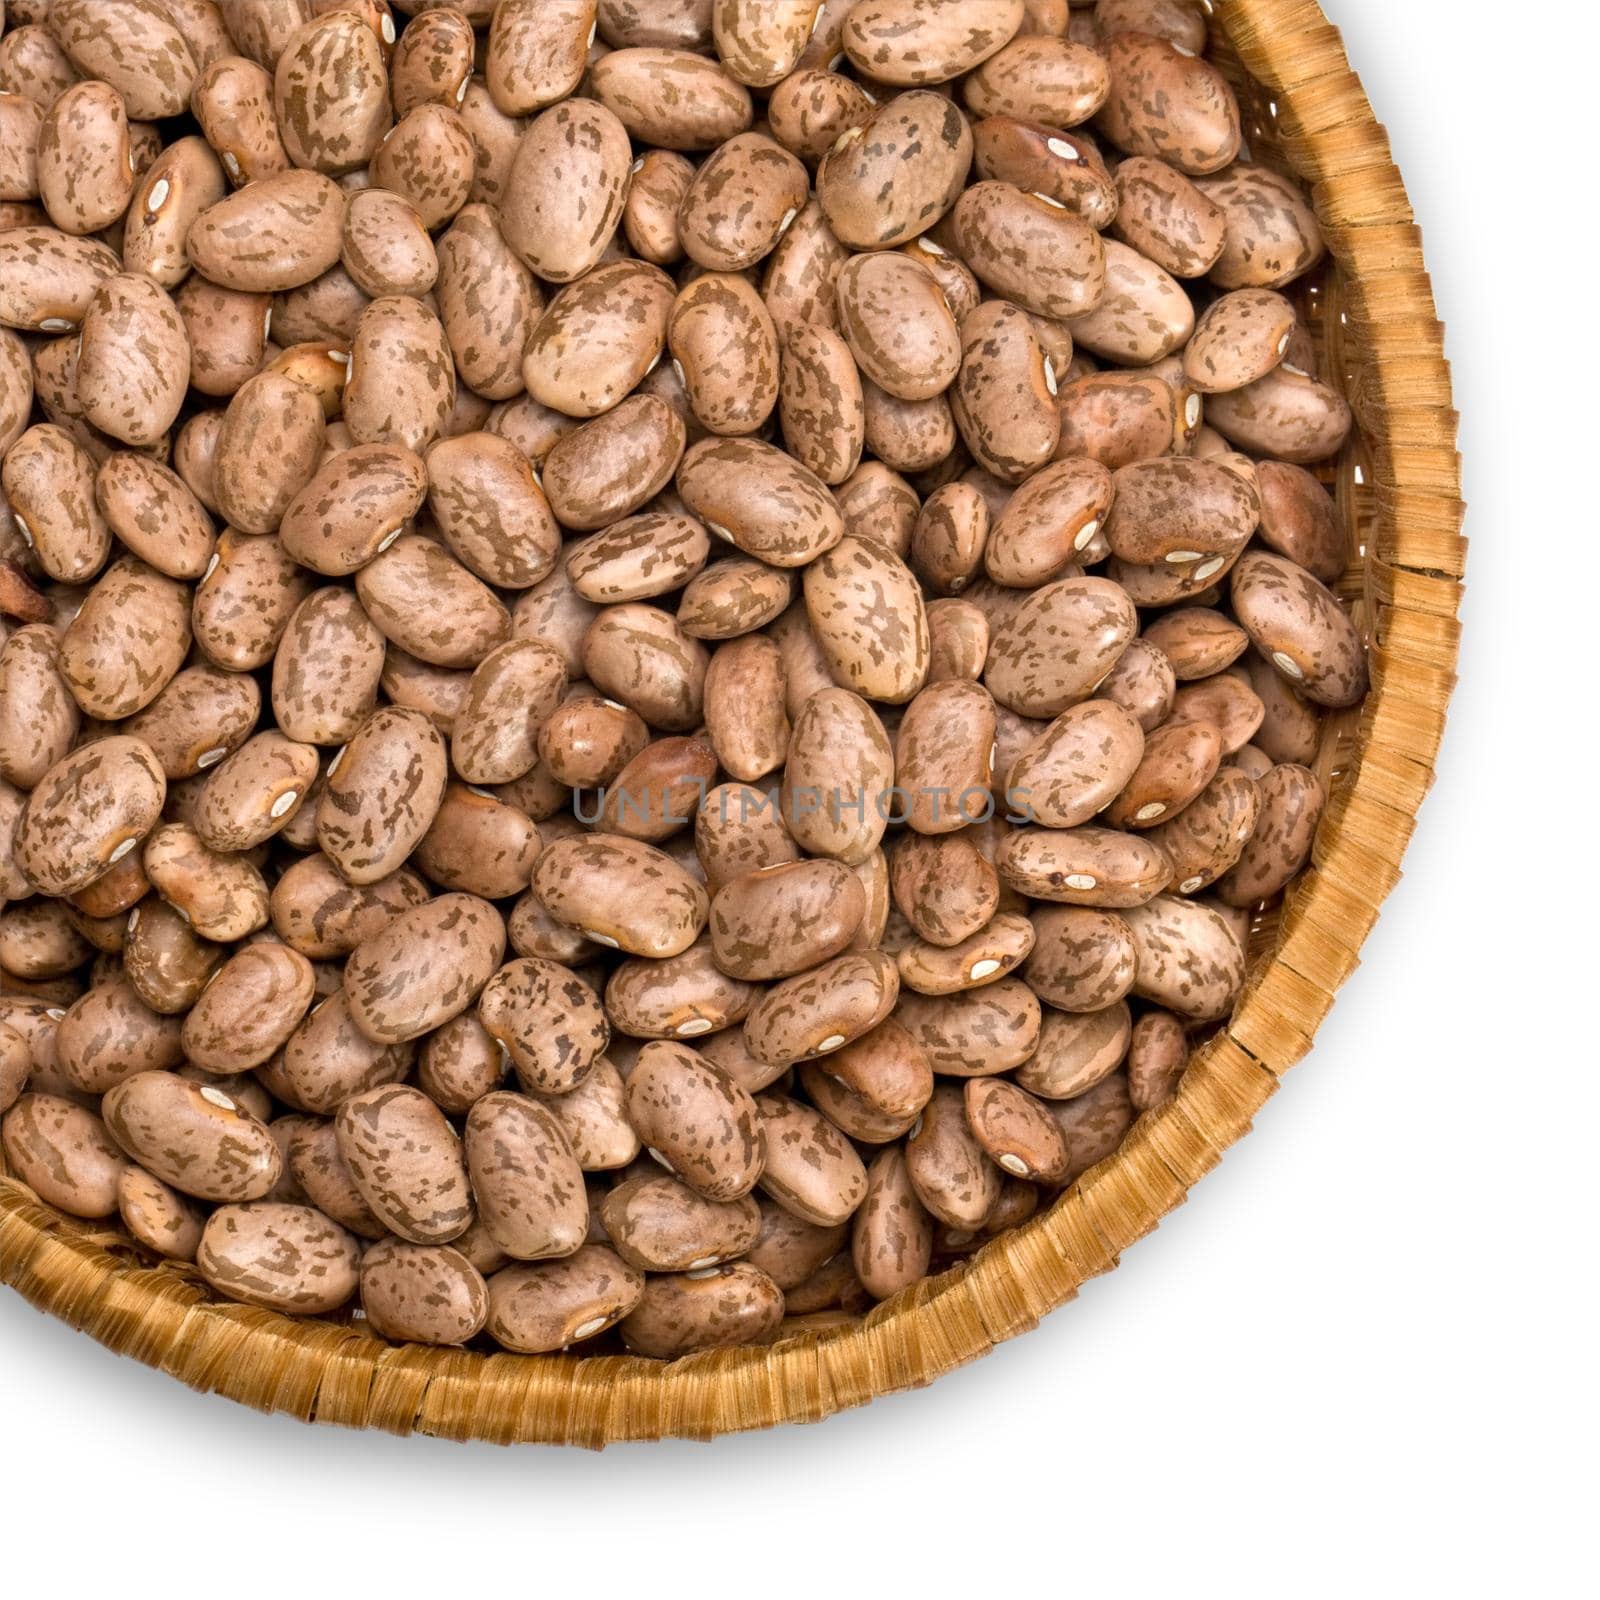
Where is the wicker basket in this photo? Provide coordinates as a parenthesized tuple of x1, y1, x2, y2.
(0, 0, 1464, 1446)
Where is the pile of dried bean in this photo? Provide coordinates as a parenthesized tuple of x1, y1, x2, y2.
(0, 0, 1367, 1359)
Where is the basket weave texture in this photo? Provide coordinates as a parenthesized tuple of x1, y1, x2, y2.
(0, 0, 1465, 1446)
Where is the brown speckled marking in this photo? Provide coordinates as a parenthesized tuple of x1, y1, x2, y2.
(1097, 30, 1241, 176)
(604, 937, 759, 1039)
(371, 103, 476, 231)
(1111, 155, 1228, 279)
(0, 624, 81, 788)
(964, 1076, 1070, 1182)
(195, 729, 319, 852)
(890, 830, 999, 948)
(987, 457, 1114, 586)
(1044, 1070, 1135, 1185)
(668, 271, 781, 437)
(949, 301, 1058, 485)
(985, 574, 1137, 718)
(744, 949, 899, 1066)
(432, 204, 541, 400)
(1008, 699, 1145, 830)
(117, 1164, 205, 1261)
(355, 535, 510, 668)
(102, 1068, 281, 1202)
(334, 1083, 474, 1244)
(499, 98, 631, 281)
(1183, 287, 1297, 392)
(996, 824, 1174, 908)
(278, 443, 428, 576)
(344, 891, 507, 1043)
(895, 678, 996, 833)
(1145, 766, 1262, 892)
(601, 1169, 760, 1272)
(1104, 716, 1223, 829)
(894, 975, 1042, 1077)
(1196, 163, 1325, 290)
(361, 1239, 489, 1346)
(15, 736, 166, 898)
(852, 1145, 935, 1299)
(1205, 361, 1352, 465)
(180, 941, 316, 1074)
(680, 131, 808, 273)
(753, 1091, 867, 1226)
(1, 1092, 125, 1218)
(624, 1039, 765, 1200)
(965, 32, 1109, 127)
(536, 834, 707, 960)
(954, 180, 1106, 321)
(840, 0, 1022, 85)
(0, 224, 119, 329)
(274, 11, 390, 175)
(525, 260, 673, 417)
(778, 323, 865, 487)
(1230, 550, 1367, 707)
(1016, 1000, 1130, 1100)
(451, 639, 566, 785)
(197, 1202, 361, 1314)
(37, 80, 135, 237)
(589, 47, 753, 151)
(427, 431, 560, 588)
(478, 956, 610, 1093)
(2, 422, 110, 582)
(59, 558, 191, 721)
(767, 66, 874, 161)
(1121, 894, 1245, 1021)
(905, 1082, 1002, 1227)
(188, 169, 346, 292)
(47, 0, 197, 120)
(489, 1244, 646, 1352)
(1215, 762, 1324, 907)
(1067, 238, 1195, 365)
(1126, 1008, 1188, 1112)
(582, 601, 709, 731)
(543, 393, 686, 529)
(837, 251, 960, 402)
(465, 1089, 587, 1258)
(802, 533, 931, 704)
(710, 858, 864, 981)
(75, 273, 189, 444)
(344, 296, 457, 455)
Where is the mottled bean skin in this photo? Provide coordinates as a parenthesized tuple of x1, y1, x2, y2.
(197, 1202, 361, 1314)
(2, 1093, 125, 1218)
(465, 1089, 587, 1259)
(487, 1245, 646, 1351)
(344, 893, 507, 1043)
(102, 1069, 282, 1202)
(335, 1083, 474, 1244)
(361, 1241, 489, 1345)
(625, 1040, 765, 1201)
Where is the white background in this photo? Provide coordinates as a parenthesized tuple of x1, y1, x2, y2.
(1, 3, 1592, 1594)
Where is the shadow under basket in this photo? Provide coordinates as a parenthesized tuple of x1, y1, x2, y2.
(0, 0, 1465, 1446)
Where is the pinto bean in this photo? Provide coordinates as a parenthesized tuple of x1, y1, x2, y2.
(344, 892, 507, 1043)
(1097, 30, 1241, 176)
(589, 48, 753, 152)
(197, 1201, 360, 1314)
(1231, 550, 1368, 708)
(489, 1244, 646, 1350)
(618, 1260, 782, 1357)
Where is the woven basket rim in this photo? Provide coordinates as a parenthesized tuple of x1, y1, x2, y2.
(0, 0, 1464, 1447)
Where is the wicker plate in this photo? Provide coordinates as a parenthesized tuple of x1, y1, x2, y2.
(0, 0, 1464, 1445)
